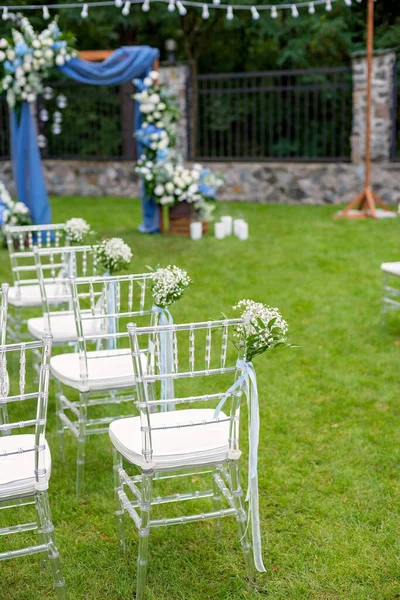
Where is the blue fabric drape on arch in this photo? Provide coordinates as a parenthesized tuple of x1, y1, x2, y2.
(10, 45, 160, 231)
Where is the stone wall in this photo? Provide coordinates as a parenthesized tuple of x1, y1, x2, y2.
(1, 159, 399, 206)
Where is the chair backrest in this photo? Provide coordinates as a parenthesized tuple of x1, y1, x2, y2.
(34, 245, 99, 332)
(69, 272, 157, 385)
(0, 283, 8, 345)
(0, 336, 52, 491)
(128, 318, 246, 466)
(4, 223, 68, 290)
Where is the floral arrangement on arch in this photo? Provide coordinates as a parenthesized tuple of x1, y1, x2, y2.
(0, 180, 32, 227)
(135, 159, 223, 221)
(0, 15, 76, 112)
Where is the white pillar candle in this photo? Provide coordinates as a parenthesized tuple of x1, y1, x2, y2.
(238, 222, 249, 240)
(233, 218, 245, 237)
(220, 215, 233, 236)
(190, 221, 202, 240)
(214, 222, 225, 239)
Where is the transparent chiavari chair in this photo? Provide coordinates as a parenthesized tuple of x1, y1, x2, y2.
(109, 318, 266, 599)
(50, 272, 161, 496)
(0, 335, 67, 599)
(381, 261, 400, 323)
(0, 283, 9, 428)
(28, 245, 99, 347)
(4, 223, 68, 341)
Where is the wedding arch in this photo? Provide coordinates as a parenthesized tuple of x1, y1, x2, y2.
(10, 45, 159, 228)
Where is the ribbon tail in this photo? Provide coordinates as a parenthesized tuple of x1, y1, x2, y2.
(158, 307, 174, 411)
(249, 473, 266, 572)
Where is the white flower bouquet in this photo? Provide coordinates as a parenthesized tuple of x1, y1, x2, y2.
(152, 265, 192, 308)
(65, 218, 93, 245)
(94, 237, 133, 275)
(233, 299, 289, 362)
(0, 181, 32, 227)
(0, 16, 76, 111)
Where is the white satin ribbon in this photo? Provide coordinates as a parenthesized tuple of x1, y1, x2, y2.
(214, 359, 266, 572)
(152, 305, 175, 411)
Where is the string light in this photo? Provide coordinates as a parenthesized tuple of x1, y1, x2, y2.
(226, 5, 233, 19)
(308, 2, 315, 13)
(213, 0, 221, 5)
(115, 0, 123, 6)
(122, 0, 131, 14)
(81, 3, 89, 17)
(142, 0, 150, 10)
(43, 5, 50, 19)
(202, 3, 209, 17)
(176, 0, 187, 14)
(291, 3, 299, 16)
(251, 5, 260, 19)
(2, 6, 8, 20)
(167, 0, 175, 11)
(325, 0, 332, 10)
(271, 5, 278, 18)
(344, 0, 351, 4)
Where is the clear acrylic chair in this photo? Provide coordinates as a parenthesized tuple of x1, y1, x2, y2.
(109, 318, 266, 599)
(50, 272, 161, 496)
(381, 261, 400, 323)
(4, 223, 68, 341)
(28, 245, 99, 347)
(0, 335, 67, 599)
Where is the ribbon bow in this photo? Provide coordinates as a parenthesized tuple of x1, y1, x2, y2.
(214, 359, 266, 573)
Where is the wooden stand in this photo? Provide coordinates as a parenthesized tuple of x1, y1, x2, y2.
(336, 0, 394, 220)
(160, 202, 208, 236)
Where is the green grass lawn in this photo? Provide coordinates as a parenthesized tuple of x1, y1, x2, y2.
(1, 197, 400, 600)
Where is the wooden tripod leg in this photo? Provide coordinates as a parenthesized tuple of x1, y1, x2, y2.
(372, 191, 391, 211)
(365, 187, 377, 218)
(342, 190, 366, 213)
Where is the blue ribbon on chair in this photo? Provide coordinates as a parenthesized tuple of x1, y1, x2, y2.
(214, 359, 266, 573)
(152, 305, 175, 411)
(103, 273, 116, 350)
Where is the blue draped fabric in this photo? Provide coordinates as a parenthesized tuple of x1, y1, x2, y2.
(11, 46, 159, 231)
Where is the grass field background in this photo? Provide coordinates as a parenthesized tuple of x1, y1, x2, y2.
(1, 197, 399, 600)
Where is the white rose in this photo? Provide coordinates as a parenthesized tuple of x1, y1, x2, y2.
(0, 39, 8, 49)
(32, 40, 41, 49)
(149, 70, 159, 80)
(158, 139, 168, 149)
(55, 55, 65, 66)
(6, 50, 15, 60)
(154, 185, 164, 196)
(160, 196, 171, 205)
(150, 143, 157, 150)
(142, 121, 148, 128)
(157, 103, 166, 111)
(149, 93, 160, 104)
(44, 49, 54, 60)
(165, 182, 174, 193)
(27, 93, 36, 103)
(156, 121, 164, 128)
(144, 76, 153, 87)
(23, 62, 31, 73)
(153, 111, 161, 120)
(39, 58, 45, 66)
(150, 133, 159, 140)
(140, 103, 155, 114)
(0, 51, 5, 62)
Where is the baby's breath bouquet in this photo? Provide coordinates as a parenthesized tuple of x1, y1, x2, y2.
(94, 237, 132, 275)
(151, 265, 191, 309)
(65, 218, 92, 245)
(233, 299, 289, 362)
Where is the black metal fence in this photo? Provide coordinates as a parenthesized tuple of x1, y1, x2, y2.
(391, 64, 400, 161)
(0, 80, 137, 161)
(188, 67, 353, 162)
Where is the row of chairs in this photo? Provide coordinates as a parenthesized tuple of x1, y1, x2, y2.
(0, 223, 264, 599)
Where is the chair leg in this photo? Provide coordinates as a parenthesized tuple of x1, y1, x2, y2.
(76, 391, 88, 498)
(36, 491, 67, 599)
(113, 447, 126, 551)
(229, 460, 255, 583)
(212, 470, 222, 532)
(55, 380, 65, 462)
(136, 470, 153, 600)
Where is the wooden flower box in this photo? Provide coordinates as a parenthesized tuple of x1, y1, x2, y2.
(160, 202, 208, 237)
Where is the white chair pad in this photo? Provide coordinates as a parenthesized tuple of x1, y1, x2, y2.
(381, 262, 400, 277)
(28, 311, 101, 343)
(8, 282, 66, 308)
(50, 348, 140, 391)
(0, 434, 51, 499)
(109, 408, 230, 470)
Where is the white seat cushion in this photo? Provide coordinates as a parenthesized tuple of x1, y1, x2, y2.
(0, 434, 51, 499)
(8, 282, 67, 308)
(50, 348, 142, 392)
(381, 262, 400, 277)
(28, 311, 102, 343)
(109, 408, 230, 470)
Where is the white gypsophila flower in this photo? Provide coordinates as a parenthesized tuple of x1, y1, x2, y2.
(13, 202, 29, 214)
(65, 217, 92, 244)
(152, 265, 191, 308)
(233, 299, 289, 362)
(95, 237, 133, 275)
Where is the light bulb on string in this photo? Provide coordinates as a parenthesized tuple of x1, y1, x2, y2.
(291, 4, 299, 17)
(308, 2, 315, 13)
(213, 0, 221, 5)
(344, 0, 351, 4)
(271, 5, 278, 18)
(81, 3, 88, 18)
(142, 0, 150, 11)
(2, 7, 8, 20)
(177, 1, 187, 15)
(122, 1, 131, 15)
(226, 5, 234, 20)
(115, 0, 123, 6)
(325, 0, 332, 10)
(167, 0, 175, 11)
(202, 4, 209, 18)
(43, 6, 50, 19)
(251, 6, 260, 20)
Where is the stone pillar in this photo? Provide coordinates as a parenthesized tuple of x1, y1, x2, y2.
(159, 62, 191, 159)
(351, 49, 396, 163)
